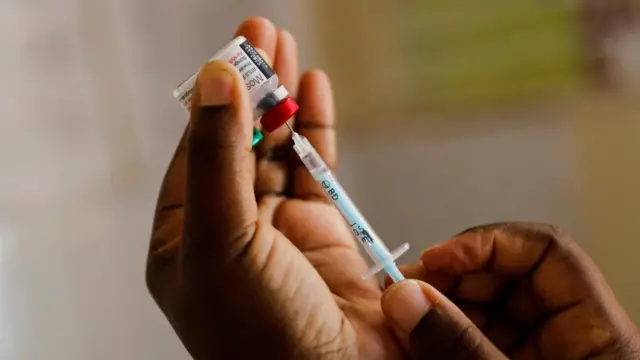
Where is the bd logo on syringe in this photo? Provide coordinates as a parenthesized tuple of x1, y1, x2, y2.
(352, 226, 374, 245)
(290, 130, 409, 282)
(321, 181, 339, 200)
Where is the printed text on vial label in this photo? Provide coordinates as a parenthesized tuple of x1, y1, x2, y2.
(228, 51, 269, 92)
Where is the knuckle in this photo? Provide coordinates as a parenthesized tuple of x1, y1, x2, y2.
(463, 222, 576, 248)
(179, 222, 258, 282)
(455, 325, 486, 360)
(509, 222, 577, 253)
(145, 262, 163, 299)
(145, 265, 163, 306)
(188, 107, 239, 151)
(457, 222, 505, 236)
(502, 223, 580, 258)
(145, 253, 180, 310)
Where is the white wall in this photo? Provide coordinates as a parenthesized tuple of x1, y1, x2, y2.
(337, 108, 579, 267)
(0, 0, 312, 359)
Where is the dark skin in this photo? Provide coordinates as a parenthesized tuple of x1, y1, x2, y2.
(384, 223, 640, 359)
(146, 17, 640, 360)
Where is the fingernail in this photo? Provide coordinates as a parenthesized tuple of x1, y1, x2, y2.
(197, 61, 234, 106)
(382, 280, 433, 335)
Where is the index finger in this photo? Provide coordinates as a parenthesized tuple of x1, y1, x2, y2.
(421, 222, 618, 311)
(422, 222, 553, 276)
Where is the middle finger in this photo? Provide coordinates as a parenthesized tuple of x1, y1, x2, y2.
(235, 18, 299, 198)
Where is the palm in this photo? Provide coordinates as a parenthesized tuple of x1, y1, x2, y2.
(223, 17, 404, 359)
(256, 198, 404, 359)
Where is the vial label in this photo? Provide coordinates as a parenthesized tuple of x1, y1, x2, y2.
(173, 38, 275, 110)
(238, 40, 275, 88)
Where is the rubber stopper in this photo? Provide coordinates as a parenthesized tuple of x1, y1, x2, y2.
(260, 97, 299, 132)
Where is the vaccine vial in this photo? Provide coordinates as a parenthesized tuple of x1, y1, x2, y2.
(173, 36, 299, 147)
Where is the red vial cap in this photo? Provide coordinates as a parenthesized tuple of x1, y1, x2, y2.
(260, 97, 299, 132)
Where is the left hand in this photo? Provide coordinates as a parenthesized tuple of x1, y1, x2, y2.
(145, 17, 404, 360)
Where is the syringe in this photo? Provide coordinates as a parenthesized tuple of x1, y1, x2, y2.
(286, 124, 409, 283)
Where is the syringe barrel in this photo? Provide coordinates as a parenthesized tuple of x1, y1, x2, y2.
(314, 170, 395, 265)
(292, 133, 406, 282)
(298, 147, 395, 266)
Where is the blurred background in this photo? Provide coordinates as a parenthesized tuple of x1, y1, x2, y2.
(0, 0, 639, 359)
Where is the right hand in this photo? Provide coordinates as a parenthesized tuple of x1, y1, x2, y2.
(381, 222, 640, 359)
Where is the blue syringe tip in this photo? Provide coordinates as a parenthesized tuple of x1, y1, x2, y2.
(385, 264, 405, 283)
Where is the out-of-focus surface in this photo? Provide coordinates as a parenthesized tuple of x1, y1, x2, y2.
(0, 0, 638, 359)
(0, 1, 313, 359)
(320, 0, 640, 321)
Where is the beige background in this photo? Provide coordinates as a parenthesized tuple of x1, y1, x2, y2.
(0, 0, 638, 359)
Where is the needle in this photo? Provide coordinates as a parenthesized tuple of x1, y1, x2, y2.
(287, 123, 409, 282)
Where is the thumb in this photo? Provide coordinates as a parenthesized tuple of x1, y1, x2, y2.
(382, 280, 507, 360)
(182, 60, 258, 268)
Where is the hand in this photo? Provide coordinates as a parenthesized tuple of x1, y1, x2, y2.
(145, 18, 404, 359)
(381, 222, 640, 359)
